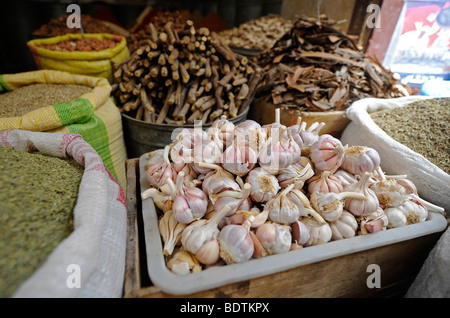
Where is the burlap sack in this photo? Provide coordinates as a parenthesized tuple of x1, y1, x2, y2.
(0, 129, 126, 298)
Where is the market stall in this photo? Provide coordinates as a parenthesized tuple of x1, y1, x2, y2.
(1, 0, 448, 300)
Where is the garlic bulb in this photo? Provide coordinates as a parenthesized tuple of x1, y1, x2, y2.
(291, 220, 312, 247)
(227, 207, 269, 229)
(344, 172, 379, 216)
(159, 210, 187, 256)
(334, 169, 358, 188)
(167, 249, 202, 275)
(146, 145, 177, 188)
(192, 138, 222, 175)
(394, 178, 418, 195)
(170, 128, 207, 165)
(218, 216, 255, 264)
(289, 118, 326, 151)
(181, 205, 231, 265)
(141, 187, 172, 212)
(300, 217, 332, 245)
(211, 183, 252, 216)
(384, 195, 436, 228)
(246, 167, 280, 202)
(258, 126, 300, 174)
(255, 222, 291, 255)
(265, 184, 301, 224)
(341, 145, 381, 175)
(310, 134, 345, 173)
(200, 163, 235, 195)
(144, 148, 164, 171)
(359, 207, 388, 234)
(221, 142, 257, 176)
(172, 172, 208, 224)
(206, 116, 235, 150)
(310, 191, 367, 222)
(330, 211, 358, 240)
(234, 119, 267, 152)
(276, 159, 314, 189)
(307, 171, 343, 194)
(370, 167, 407, 207)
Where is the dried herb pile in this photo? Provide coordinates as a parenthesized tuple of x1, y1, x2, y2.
(371, 97, 450, 174)
(0, 84, 91, 118)
(218, 14, 294, 51)
(112, 20, 262, 125)
(255, 15, 409, 111)
(0, 146, 84, 297)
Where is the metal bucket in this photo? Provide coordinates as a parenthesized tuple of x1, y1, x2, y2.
(121, 107, 249, 158)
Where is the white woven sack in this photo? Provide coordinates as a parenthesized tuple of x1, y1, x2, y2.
(341, 96, 450, 213)
(0, 129, 127, 298)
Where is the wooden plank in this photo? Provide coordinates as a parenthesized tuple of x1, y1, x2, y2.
(123, 158, 141, 298)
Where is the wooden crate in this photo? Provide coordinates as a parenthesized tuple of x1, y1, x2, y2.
(123, 158, 444, 298)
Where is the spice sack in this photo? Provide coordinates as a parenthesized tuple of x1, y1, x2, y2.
(27, 33, 129, 83)
(0, 70, 127, 189)
(1, 129, 127, 297)
(340, 96, 450, 212)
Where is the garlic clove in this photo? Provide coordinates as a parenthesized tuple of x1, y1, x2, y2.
(343, 172, 379, 216)
(300, 216, 332, 245)
(195, 237, 220, 265)
(246, 167, 280, 202)
(249, 231, 267, 258)
(385, 206, 407, 228)
(329, 211, 358, 240)
(310, 134, 345, 173)
(167, 249, 202, 275)
(255, 222, 291, 255)
(307, 171, 343, 194)
(291, 220, 311, 247)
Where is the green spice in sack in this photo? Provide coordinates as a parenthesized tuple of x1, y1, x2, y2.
(0, 145, 84, 297)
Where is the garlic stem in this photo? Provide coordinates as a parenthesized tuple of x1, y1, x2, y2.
(208, 204, 232, 226)
(308, 207, 327, 225)
(385, 174, 408, 179)
(275, 108, 280, 124)
(410, 194, 445, 213)
(339, 191, 368, 201)
(198, 162, 224, 170)
(141, 188, 164, 201)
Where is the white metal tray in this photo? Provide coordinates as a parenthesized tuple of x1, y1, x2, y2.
(139, 153, 448, 295)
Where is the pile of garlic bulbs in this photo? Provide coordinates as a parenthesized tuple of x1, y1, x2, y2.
(141, 113, 445, 275)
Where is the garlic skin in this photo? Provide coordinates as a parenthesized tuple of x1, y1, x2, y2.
(395, 178, 418, 195)
(286, 188, 327, 224)
(310, 134, 345, 173)
(341, 146, 381, 175)
(196, 237, 221, 265)
(289, 118, 325, 150)
(221, 143, 258, 176)
(206, 117, 235, 150)
(300, 217, 332, 245)
(276, 159, 314, 189)
(334, 169, 358, 188)
(158, 210, 187, 256)
(246, 167, 280, 202)
(255, 222, 292, 255)
(172, 172, 208, 224)
(181, 205, 231, 265)
(330, 211, 358, 240)
(212, 183, 252, 217)
(359, 207, 388, 234)
(265, 185, 301, 225)
(307, 171, 343, 194)
(291, 220, 312, 247)
(141, 187, 172, 212)
(258, 127, 300, 174)
(167, 249, 202, 275)
(192, 138, 222, 175)
(344, 172, 379, 216)
(218, 221, 254, 264)
(200, 163, 235, 194)
(234, 119, 267, 152)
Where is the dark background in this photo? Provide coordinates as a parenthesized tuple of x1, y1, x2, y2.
(0, 0, 283, 74)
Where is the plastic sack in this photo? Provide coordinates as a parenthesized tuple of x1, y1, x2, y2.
(341, 96, 450, 212)
(0, 129, 126, 298)
(0, 70, 127, 190)
(27, 33, 129, 83)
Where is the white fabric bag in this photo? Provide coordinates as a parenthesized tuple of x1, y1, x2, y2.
(341, 96, 450, 212)
(0, 129, 127, 298)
